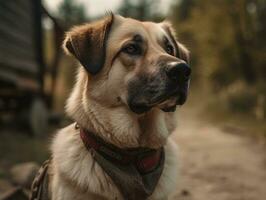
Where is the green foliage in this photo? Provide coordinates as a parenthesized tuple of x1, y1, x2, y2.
(170, 0, 266, 117)
(57, 0, 88, 28)
(118, 0, 164, 21)
(171, 0, 266, 83)
(223, 81, 257, 113)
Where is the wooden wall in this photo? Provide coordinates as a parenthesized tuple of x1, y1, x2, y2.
(0, 0, 43, 91)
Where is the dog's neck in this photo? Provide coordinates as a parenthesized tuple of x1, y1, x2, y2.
(66, 69, 175, 149)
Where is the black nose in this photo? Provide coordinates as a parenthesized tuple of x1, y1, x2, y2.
(166, 63, 191, 83)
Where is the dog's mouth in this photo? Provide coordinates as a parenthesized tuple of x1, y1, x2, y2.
(128, 91, 187, 114)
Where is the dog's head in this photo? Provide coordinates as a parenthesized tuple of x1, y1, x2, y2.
(63, 14, 191, 114)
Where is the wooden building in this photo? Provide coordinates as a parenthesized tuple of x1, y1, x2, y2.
(0, 0, 62, 135)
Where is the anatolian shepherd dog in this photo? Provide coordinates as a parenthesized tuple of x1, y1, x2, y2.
(31, 13, 191, 200)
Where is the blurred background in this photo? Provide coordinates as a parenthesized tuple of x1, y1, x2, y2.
(0, 0, 265, 199)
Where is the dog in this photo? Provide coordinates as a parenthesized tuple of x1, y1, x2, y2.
(31, 13, 191, 200)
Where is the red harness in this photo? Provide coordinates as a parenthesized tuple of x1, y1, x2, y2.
(80, 128, 163, 174)
(79, 126, 165, 200)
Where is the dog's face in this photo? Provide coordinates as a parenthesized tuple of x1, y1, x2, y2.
(64, 14, 191, 114)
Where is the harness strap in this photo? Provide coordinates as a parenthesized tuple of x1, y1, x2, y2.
(80, 127, 165, 200)
(30, 159, 50, 200)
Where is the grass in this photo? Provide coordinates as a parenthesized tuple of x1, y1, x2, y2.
(206, 104, 266, 140)
(185, 85, 266, 143)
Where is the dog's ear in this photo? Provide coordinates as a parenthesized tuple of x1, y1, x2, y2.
(63, 14, 114, 74)
(161, 22, 190, 63)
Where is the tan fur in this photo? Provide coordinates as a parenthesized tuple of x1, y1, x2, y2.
(49, 15, 189, 200)
(160, 21, 190, 63)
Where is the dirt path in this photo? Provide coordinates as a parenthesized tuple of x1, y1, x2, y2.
(172, 109, 266, 200)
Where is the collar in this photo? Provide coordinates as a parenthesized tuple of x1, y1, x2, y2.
(78, 125, 163, 174)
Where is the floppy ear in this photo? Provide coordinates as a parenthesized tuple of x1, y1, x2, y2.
(63, 14, 114, 74)
(161, 22, 190, 63)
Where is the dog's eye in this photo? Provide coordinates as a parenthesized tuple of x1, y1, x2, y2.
(166, 44, 174, 55)
(122, 44, 141, 55)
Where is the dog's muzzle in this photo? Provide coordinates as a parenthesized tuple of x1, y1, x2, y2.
(128, 62, 191, 114)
